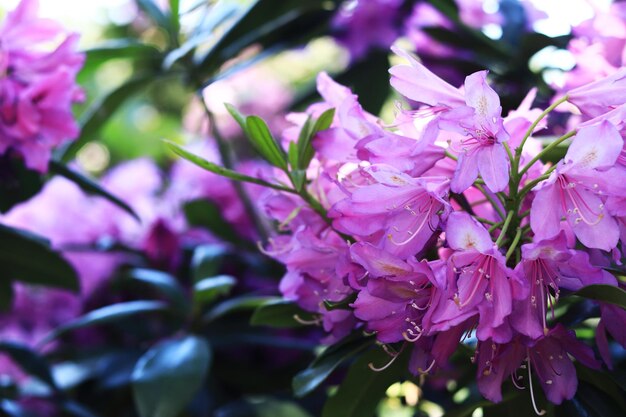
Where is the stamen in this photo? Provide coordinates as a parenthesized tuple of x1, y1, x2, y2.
(526, 355, 546, 416)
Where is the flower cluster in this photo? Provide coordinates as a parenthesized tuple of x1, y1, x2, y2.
(0, 0, 84, 172)
(259, 49, 626, 410)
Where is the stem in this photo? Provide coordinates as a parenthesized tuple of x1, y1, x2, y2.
(198, 93, 269, 240)
(475, 217, 498, 226)
(445, 151, 458, 161)
(518, 165, 557, 199)
(475, 184, 505, 220)
(505, 228, 522, 261)
(495, 211, 514, 247)
(514, 94, 569, 172)
(519, 130, 575, 178)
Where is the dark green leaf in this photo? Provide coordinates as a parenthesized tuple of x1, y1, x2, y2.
(574, 285, 626, 310)
(194, 0, 338, 79)
(136, 0, 169, 28)
(0, 277, 13, 311)
(288, 141, 305, 191)
(323, 293, 357, 311)
(293, 334, 374, 397)
(321, 347, 408, 417)
(194, 275, 237, 305)
(246, 116, 288, 170)
(169, 0, 180, 38)
(190, 244, 228, 282)
(0, 342, 57, 389)
(83, 40, 160, 68)
(203, 296, 278, 323)
(61, 75, 155, 162)
(42, 301, 169, 344)
(215, 399, 313, 417)
(575, 363, 626, 410)
(183, 199, 252, 249)
(125, 269, 188, 314)
(0, 155, 43, 213)
(49, 161, 139, 221)
(132, 336, 211, 417)
(312, 108, 335, 133)
(335, 50, 390, 114)
(250, 299, 315, 328)
(165, 140, 294, 193)
(0, 224, 79, 291)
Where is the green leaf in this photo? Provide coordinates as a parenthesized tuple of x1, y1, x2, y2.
(224, 103, 248, 135)
(312, 108, 335, 133)
(0, 278, 13, 311)
(0, 224, 79, 291)
(136, 0, 169, 28)
(169, 0, 180, 38)
(575, 363, 626, 410)
(183, 199, 252, 249)
(194, 275, 237, 305)
(293, 334, 374, 397)
(194, 0, 338, 79)
(0, 155, 43, 213)
(42, 301, 169, 344)
(323, 293, 357, 311)
(335, 50, 390, 114)
(165, 140, 294, 193)
(574, 284, 626, 310)
(61, 75, 155, 162)
(132, 336, 211, 417)
(0, 342, 57, 389)
(125, 269, 188, 314)
(191, 244, 228, 282)
(215, 399, 313, 417)
(288, 141, 305, 192)
(295, 116, 313, 168)
(203, 296, 278, 323)
(49, 161, 139, 221)
(250, 299, 315, 328)
(321, 347, 408, 417)
(246, 116, 288, 170)
(83, 40, 160, 68)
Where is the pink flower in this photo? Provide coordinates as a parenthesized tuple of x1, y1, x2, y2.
(0, 0, 84, 172)
(477, 325, 600, 406)
(441, 71, 511, 193)
(530, 121, 626, 251)
(350, 243, 437, 343)
(511, 232, 616, 339)
(331, 0, 403, 60)
(567, 68, 626, 118)
(330, 164, 450, 259)
(430, 212, 526, 342)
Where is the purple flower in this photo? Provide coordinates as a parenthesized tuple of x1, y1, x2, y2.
(477, 325, 600, 406)
(431, 212, 525, 342)
(330, 164, 450, 259)
(0, 0, 84, 172)
(567, 68, 626, 118)
(350, 243, 437, 343)
(441, 71, 511, 193)
(511, 232, 617, 339)
(332, 0, 403, 61)
(530, 121, 626, 250)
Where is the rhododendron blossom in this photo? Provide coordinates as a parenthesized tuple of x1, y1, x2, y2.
(0, 0, 84, 172)
(217, 46, 626, 412)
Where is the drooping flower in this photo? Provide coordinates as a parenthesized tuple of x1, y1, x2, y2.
(567, 68, 626, 118)
(511, 232, 617, 339)
(530, 121, 626, 251)
(0, 0, 84, 172)
(477, 325, 600, 407)
(429, 212, 526, 342)
(350, 242, 437, 343)
(330, 164, 450, 259)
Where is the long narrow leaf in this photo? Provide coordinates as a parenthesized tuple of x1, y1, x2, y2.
(164, 140, 295, 193)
